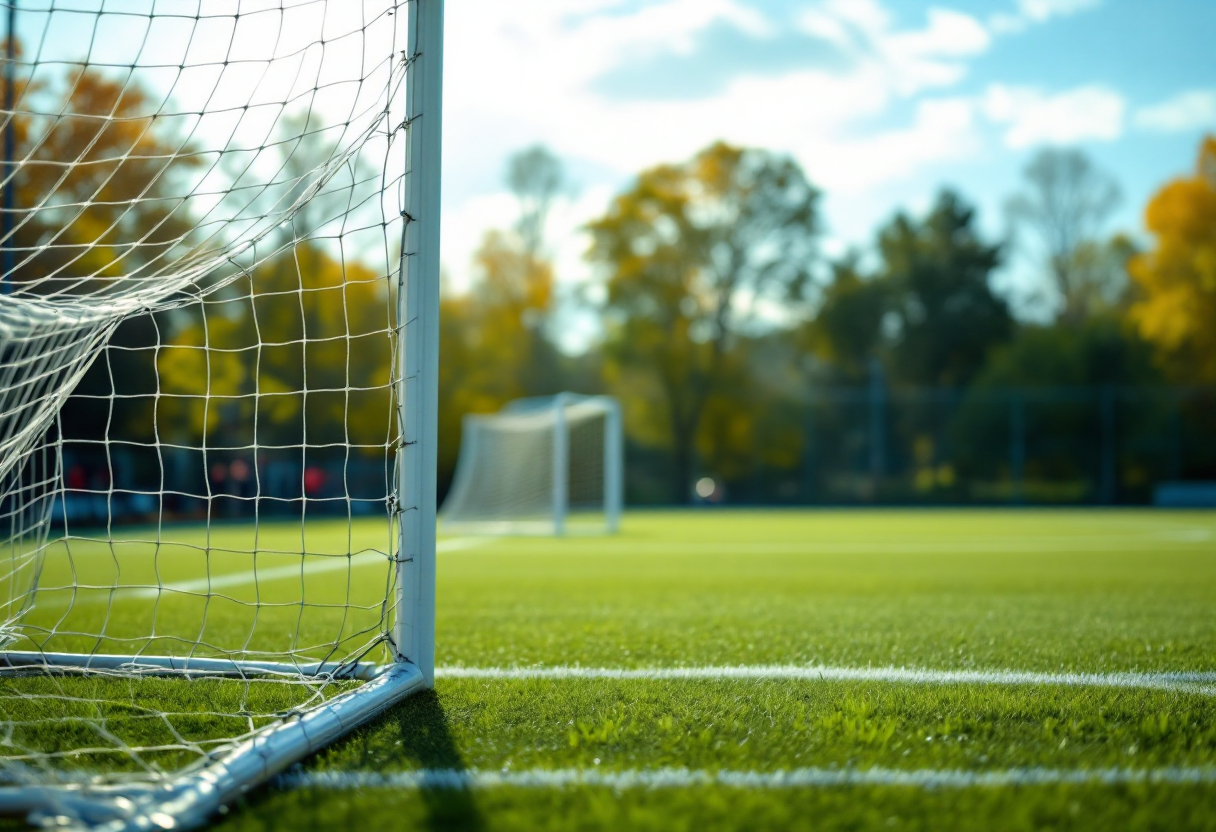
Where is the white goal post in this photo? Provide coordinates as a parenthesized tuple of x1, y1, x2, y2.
(0, 2, 442, 830)
(441, 394, 623, 536)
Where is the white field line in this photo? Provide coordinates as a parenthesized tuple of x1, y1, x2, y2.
(435, 665, 1216, 694)
(55, 536, 495, 601)
(276, 765, 1216, 791)
(540, 533, 1214, 556)
(153, 536, 493, 594)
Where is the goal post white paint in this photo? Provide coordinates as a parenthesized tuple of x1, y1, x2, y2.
(552, 392, 570, 536)
(441, 394, 624, 536)
(603, 396, 624, 534)
(394, 0, 443, 689)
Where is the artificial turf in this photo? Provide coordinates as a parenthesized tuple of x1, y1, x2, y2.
(3, 509, 1215, 830)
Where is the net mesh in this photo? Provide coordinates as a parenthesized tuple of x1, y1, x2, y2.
(0, 0, 414, 794)
(441, 395, 616, 535)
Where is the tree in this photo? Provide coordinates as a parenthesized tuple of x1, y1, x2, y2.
(586, 142, 820, 501)
(1007, 148, 1122, 324)
(952, 315, 1164, 491)
(1128, 136, 1216, 383)
(148, 107, 395, 460)
(156, 245, 394, 454)
(506, 144, 565, 261)
(436, 147, 568, 493)
(877, 190, 1011, 387)
(8, 57, 204, 449)
(6, 64, 201, 292)
(807, 255, 889, 382)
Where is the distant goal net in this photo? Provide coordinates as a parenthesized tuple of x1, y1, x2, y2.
(0, 1, 442, 829)
(441, 394, 623, 536)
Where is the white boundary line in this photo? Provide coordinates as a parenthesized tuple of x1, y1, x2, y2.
(276, 765, 1216, 791)
(96, 536, 494, 598)
(435, 665, 1216, 694)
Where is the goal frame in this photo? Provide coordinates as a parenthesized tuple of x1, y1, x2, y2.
(0, 0, 444, 828)
(443, 393, 623, 536)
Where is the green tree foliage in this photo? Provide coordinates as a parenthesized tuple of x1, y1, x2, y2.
(952, 316, 1166, 494)
(807, 256, 888, 382)
(586, 141, 820, 501)
(877, 191, 1011, 387)
(968, 316, 1161, 389)
(811, 191, 1010, 389)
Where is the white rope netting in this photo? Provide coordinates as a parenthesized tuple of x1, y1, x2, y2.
(441, 395, 617, 535)
(0, 0, 417, 803)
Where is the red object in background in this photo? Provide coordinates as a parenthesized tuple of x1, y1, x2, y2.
(210, 462, 227, 485)
(67, 465, 88, 491)
(229, 459, 251, 483)
(303, 466, 325, 496)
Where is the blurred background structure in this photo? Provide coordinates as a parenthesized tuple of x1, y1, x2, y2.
(7, 1, 1212, 519)
(430, 140, 1215, 509)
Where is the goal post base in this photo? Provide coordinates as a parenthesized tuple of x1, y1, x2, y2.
(0, 659, 426, 831)
(0, 651, 384, 681)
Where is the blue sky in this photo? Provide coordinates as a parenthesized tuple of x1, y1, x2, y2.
(12, 0, 1215, 328)
(439, 0, 1216, 323)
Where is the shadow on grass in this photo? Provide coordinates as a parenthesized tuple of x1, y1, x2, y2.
(388, 689, 486, 832)
(225, 688, 483, 832)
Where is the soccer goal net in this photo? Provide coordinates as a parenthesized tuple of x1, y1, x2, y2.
(441, 394, 623, 536)
(0, 1, 442, 829)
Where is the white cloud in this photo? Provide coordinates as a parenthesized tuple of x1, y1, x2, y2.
(988, 0, 1101, 34)
(797, 2, 990, 95)
(805, 97, 980, 194)
(1135, 90, 1216, 133)
(440, 192, 519, 295)
(1018, 0, 1101, 23)
(446, 0, 991, 177)
(441, 0, 994, 283)
(982, 84, 1125, 148)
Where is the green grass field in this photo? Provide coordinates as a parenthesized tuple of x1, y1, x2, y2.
(5, 509, 1216, 830)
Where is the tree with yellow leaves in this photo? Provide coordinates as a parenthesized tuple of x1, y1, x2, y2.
(4, 57, 200, 291)
(8, 48, 204, 449)
(586, 142, 820, 502)
(155, 245, 394, 455)
(436, 146, 566, 490)
(1129, 137, 1216, 383)
(437, 229, 559, 483)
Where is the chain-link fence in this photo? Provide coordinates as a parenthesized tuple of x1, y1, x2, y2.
(625, 385, 1216, 506)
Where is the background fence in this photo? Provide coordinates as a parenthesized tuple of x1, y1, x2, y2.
(625, 385, 1216, 507)
(30, 384, 1216, 526)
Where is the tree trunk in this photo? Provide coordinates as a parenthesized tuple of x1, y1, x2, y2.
(671, 430, 693, 505)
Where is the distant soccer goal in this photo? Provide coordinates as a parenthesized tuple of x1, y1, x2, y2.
(0, 1, 442, 829)
(442, 394, 623, 535)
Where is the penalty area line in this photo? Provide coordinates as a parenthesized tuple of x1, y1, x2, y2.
(276, 765, 1216, 791)
(434, 665, 1216, 694)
